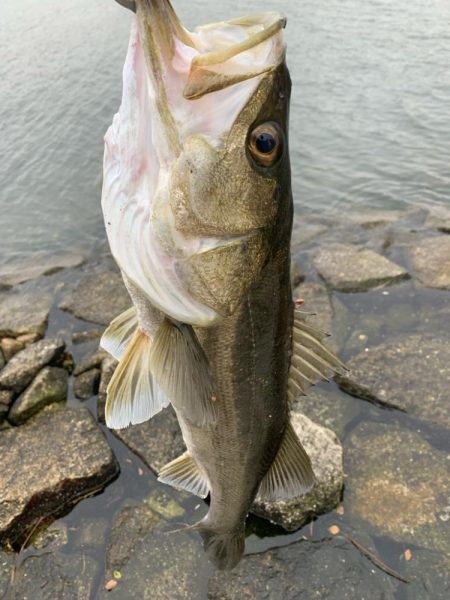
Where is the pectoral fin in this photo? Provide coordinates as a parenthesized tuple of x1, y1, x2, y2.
(105, 330, 169, 429)
(256, 420, 315, 502)
(100, 307, 138, 361)
(149, 318, 217, 426)
(158, 451, 210, 498)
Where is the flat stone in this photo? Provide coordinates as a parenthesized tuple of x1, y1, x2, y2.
(73, 348, 108, 376)
(0, 291, 52, 338)
(0, 550, 14, 597)
(98, 492, 207, 600)
(347, 209, 405, 229)
(313, 243, 409, 292)
(336, 335, 450, 428)
(425, 208, 450, 234)
(291, 220, 329, 251)
(410, 236, 450, 290)
(0, 406, 118, 548)
(59, 270, 131, 325)
(403, 548, 450, 600)
(74, 368, 100, 400)
(209, 536, 397, 599)
(0, 252, 85, 288)
(292, 386, 360, 440)
(0, 338, 25, 362)
(114, 406, 186, 474)
(8, 367, 68, 425)
(252, 413, 344, 531)
(0, 338, 65, 394)
(345, 421, 450, 554)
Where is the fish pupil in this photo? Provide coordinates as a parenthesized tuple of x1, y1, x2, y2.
(255, 132, 276, 154)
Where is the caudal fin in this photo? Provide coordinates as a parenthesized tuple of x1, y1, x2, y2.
(196, 525, 245, 570)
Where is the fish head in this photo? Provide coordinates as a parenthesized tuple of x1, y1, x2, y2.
(103, 1, 292, 324)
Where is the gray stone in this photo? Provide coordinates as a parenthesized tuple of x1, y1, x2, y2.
(291, 219, 329, 251)
(410, 236, 450, 290)
(72, 329, 104, 344)
(0, 349, 4, 370)
(0, 338, 24, 362)
(8, 367, 68, 425)
(74, 368, 100, 400)
(0, 252, 85, 288)
(347, 209, 405, 229)
(336, 335, 450, 428)
(73, 348, 108, 376)
(425, 208, 450, 234)
(98, 492, 207, 600)
(114, 406, 186, 474)
(345, 421, 450, 554)
(292, 386, 360, 440)
(313, 243, 409, 292)
(0, 406, 119, 548)
(0, 291, 52, 338)
(0, 391, 12, 408)
(59, 270, 131, 325)
(0, 338, 65, 394)
(0, 549, 14, 598)
(252, 413, 343, 531)
(404, 549, 450, 600)
(208, 536, 397, 599)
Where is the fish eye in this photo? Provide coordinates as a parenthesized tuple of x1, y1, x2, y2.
(248, 122, 283, 168)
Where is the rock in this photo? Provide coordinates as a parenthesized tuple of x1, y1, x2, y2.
(313, 243, 409, 292)
(292, 386, 360, 440)
(252, 413, 343, 531)
(73, 348, 108, 376)
(74, 368, 100, 400)
(290, 261, 305, 288)
(208, 536, 397, 599)
(0, 338, 65, 394)
(291, 220, 328, 251)
(403, 548, 450, 600)
(0, 338, 25, 361)
(425, 208, 450, 234)
(0, 406, 119, 548)
(347, 210, 405, 229)
(410, 236, 450, 290)
(8, 367, 68, 425)
(98, 493, 207, 600)
(0, 549, 14, 597)
(16, 332, 41, 345)
(72, 329, 104, 344)
(59, 270, 131, 325)
(345, 421, 450, 554)
(0, 252, 85, 288)
(97, 356, 118, 423)
(336, 335, 450, 428)
(114, 406, 186, 474)
(0, 290, 52, 338)
(0, 349, 4, 370)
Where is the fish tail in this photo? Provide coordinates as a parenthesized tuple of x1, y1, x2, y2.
(193, 522, 245, 570)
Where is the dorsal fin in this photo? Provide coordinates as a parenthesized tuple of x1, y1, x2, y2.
(100, 307, 138, 361)
(158, 451, 210, 498)
(256, 420, 315, 502)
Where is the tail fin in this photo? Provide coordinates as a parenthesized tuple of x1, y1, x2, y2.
(196, 524, 245, 570)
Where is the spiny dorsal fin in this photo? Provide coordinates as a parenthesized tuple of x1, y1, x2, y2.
(158, 451, 210, 499)
(100, 306, 138, 361)
(105, 330, 169, 429)
(149, 318, 217, 426)
(288, 308, 347, 401)
(256, 420, 315, 502)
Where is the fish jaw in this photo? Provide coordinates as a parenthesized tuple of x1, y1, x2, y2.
(102, 1, 289, 325)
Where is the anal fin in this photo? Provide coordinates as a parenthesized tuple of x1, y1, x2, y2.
(256, 420, 315, 502)
(101, 306, 138, 361)
(149, 318, 217, 426)
(105, 330, 169, 429)
(158, 451, 210, 499)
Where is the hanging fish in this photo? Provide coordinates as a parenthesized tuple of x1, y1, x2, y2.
(102, 0, 345, 569)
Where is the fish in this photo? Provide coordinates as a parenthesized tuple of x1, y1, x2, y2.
(101, 0, 345, 570)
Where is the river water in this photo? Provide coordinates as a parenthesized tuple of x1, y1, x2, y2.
(1, 0, 450, 266)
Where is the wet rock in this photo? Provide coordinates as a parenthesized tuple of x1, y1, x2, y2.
(8, 367, 68, 425)
(252, 413, 343, 531)
(73, 348, 108, 376)
(0, 290, 52, 338)
(0, 550, 14, 597)
(209, 536, 397, 599)
(59, 269, 131, 325)
(425, 208, 450, 234)
(0, 338, 25, 361)
(290, 261, 305, 288)
(292, 386, 360, 440)
(98, 494, 207, 600)
(291, 220, 328, 251)
(0, 252, 85, 288)
(74, 368, 100, 400)
(336, 335, 450, 428)
(345, 421, 450, 554)
(403, 548, 450, 600)
(313, 243, 409, 292)
(348, 209, 405, 229)
(97, 355, 118, 422)
(0, 349, 4, 370)
(114, 406, 186, 474)
(72, 329, 104, 344)
(410, 236, 450, 290)
(0, 406, 119, 548)
(0, 338, 65, 394)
